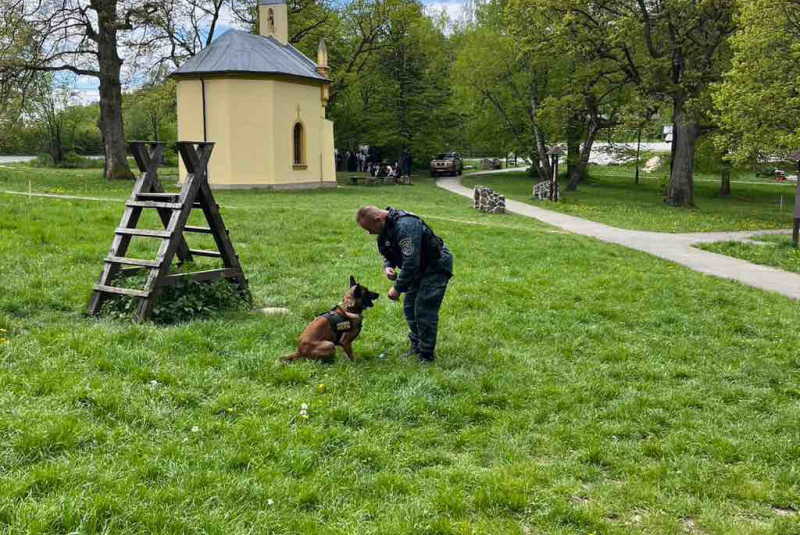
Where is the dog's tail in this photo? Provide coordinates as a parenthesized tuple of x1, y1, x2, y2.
(276, 352, 297, 365)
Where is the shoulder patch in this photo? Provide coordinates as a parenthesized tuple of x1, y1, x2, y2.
(337, 321, 351, 331)
(400, 238, 415, 257)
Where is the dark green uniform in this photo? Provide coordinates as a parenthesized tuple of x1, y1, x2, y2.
(378, 207, 453, 361)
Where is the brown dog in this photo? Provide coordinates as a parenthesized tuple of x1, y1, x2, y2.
(279, 276, 380, 363)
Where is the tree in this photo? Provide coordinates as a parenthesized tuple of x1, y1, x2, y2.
(529, 0, 738, 207)
(29, 75, 81, 164)
(714, 0, 800, 165)
(0, 0, 167, 179)
(452, 27, 555, 180)
(124, 81, 177, 143)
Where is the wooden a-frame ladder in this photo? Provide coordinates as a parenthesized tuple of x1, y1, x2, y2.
(88, 141, 249, 321)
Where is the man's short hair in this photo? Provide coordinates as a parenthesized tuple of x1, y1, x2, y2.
(356, 205, 378, 223)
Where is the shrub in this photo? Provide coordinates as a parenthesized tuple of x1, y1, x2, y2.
(103, 269, 251, 324)
(162, 148, 180, 167)
(32, 153, 54, 168)
(60, 151, 88, 169)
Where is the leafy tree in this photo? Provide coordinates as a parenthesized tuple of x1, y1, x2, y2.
(452, 26, 556, 180)
(714, 0, 800, 165)
(0, 0, 168, 179)
(529, 0, 738, 206)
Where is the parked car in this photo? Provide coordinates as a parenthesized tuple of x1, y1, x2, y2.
(429, 152, 463, 177)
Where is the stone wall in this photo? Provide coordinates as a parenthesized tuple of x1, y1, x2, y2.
(473, 186, 506, 214)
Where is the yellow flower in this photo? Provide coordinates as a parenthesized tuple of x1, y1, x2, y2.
(317, 383, 326, 393)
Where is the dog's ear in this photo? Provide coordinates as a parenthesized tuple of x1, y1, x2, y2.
(350, 275, 356, 288)
(370, 291, 380, 300)
(353, 285, 362, 298)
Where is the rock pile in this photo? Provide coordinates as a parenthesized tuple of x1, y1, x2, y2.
(473, 186, 506, 214)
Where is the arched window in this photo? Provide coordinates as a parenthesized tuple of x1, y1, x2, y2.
(293, 122, 304, 166)
(268, 8, 275, 33)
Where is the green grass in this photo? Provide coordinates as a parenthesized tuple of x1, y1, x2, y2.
(697, 234, 800, 274)
(1, 167, 800, 534)
(463, 166, 796, 233)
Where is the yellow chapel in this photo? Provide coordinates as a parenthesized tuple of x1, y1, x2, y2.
(172, 0, 336, 189)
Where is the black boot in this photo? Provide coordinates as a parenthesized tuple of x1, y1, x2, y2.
(418, 352, 435, 363)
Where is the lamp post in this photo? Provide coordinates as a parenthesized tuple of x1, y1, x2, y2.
(546, 146, 564, 201)
(787, 151, 800, 248)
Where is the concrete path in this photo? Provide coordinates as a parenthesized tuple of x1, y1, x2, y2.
(439, 173, 800, 301)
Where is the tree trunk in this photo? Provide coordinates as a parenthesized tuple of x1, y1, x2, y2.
(634, 127, 642, 185)
(719, 165, 731, 197)
(569, 121, 599, 190)
(94, 0, 134, 180)
(530, 93, 551, 181)
(566, 116, 581, 185)
(665, 98, 697, 207)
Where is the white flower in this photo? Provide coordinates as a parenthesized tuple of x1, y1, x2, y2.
(301, 403, 309, 411)
(149, 380, 158, 388)
(191, 425, 200, 433)
(267, 499, 275, 506)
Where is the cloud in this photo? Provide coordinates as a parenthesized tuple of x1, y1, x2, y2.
(74, 89, 100, 105)
(424, 0, 468, 23)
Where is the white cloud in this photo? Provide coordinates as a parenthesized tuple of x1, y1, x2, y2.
(74, 89, 100, 105)
(424, 1, 468, 24)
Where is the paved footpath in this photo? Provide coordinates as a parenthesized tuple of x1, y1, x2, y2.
(439, 172, 800, 301)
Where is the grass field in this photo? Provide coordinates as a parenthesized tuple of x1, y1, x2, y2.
(463, 166, 797, 233)
(697, 234, 800, 274)
(1, 167, 799, 534)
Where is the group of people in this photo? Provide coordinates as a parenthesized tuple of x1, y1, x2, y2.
(335, 147, 413, 178)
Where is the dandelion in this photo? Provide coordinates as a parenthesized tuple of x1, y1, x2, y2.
(191, 425, 200, 433)
(226, 407, 235, 413)
(317, 383, 326, 393)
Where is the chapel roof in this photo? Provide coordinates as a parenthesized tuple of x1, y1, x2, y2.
(172, 30, 327, 83)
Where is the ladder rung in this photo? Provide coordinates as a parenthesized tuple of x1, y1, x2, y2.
(158, 268, 242, 287)
(184, 226, 213, 234)
(115, 228, 172, 238)
(136, 192, 179, 199)
(127, 201, 183, 209)
(188, 249, 222, 258)
(94, 284, 150, 298)
(105, 255, 160, 268)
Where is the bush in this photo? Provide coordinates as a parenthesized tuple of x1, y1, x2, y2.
(60, 151, 87, 168)
(31, 153, 54, 168)
(103, 269, 251, 324)
(162, 148, 180, 167)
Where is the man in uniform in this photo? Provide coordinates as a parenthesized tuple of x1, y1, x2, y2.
(356, 206, 453, 362)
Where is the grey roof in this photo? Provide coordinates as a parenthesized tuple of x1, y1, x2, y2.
(260, 0, 286, 4)
(172, 30, 327, 82)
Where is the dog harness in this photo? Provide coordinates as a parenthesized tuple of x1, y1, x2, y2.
(322, 306, 360, 344)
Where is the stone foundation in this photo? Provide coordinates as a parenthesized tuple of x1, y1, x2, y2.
(473, 186, 506, 214)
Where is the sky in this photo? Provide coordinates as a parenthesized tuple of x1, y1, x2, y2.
(72, 0, 467, 105)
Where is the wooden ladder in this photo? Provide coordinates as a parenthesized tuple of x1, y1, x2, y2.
(87, 141, 249, 322)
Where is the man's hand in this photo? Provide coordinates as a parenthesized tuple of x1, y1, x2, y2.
(385, 267, 397, 281)
(388, 287, 400, 301)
